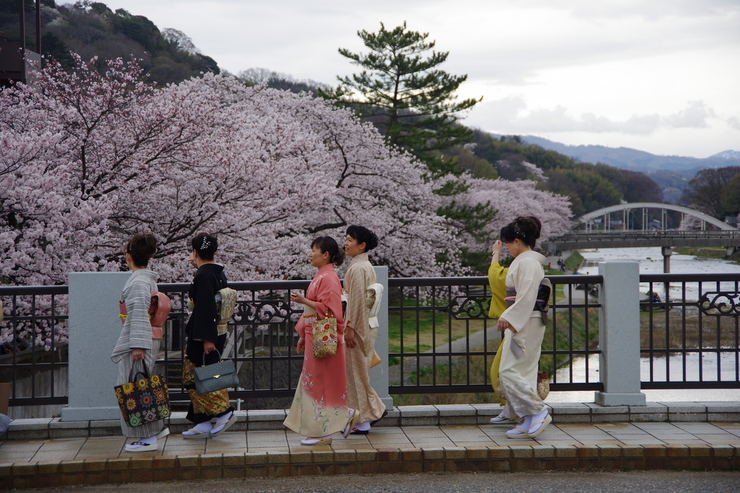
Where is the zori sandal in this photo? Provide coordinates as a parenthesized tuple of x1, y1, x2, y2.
(528, 413, 552, 439)
(301, 437, 332, 446)
(342, 409, 359, 438)
(505, 425, 531, 439)
(490, 413, 517, 425)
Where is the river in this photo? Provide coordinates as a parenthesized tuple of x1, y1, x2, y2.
(548, 247, 740, 403)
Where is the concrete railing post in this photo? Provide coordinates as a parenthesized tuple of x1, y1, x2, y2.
(371, 266, 393, 410)
(61, 272, 130, 421)
(594, 261, 647, 406)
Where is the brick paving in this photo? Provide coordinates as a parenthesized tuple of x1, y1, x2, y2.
(1, 404, 739, 489)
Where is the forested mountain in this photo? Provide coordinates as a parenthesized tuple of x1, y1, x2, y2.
(445, 131, 664, 216)
(521, 135, 740, 173)
(1, 1, 219, 85)
(519, 135, 740, 204)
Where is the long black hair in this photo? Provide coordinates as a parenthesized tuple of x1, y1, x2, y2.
(500, 216, 542, 249)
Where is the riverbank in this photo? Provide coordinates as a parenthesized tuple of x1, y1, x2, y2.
(675, 246, 740, 265)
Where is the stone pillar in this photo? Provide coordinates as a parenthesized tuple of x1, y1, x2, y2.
(662, 246, 673, 274)
(370, 266, 393, 410)
(594, 261, 646, 406)
(61, 272, 130, 421)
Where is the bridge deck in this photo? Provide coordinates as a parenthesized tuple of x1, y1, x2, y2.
(544, 231, 740, 251)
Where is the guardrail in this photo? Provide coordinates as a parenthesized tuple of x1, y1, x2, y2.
(639, 273, 740, 389)
(1, 269, 739, 416)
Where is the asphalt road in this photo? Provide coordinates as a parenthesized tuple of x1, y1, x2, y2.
(20, 471, 740, 493)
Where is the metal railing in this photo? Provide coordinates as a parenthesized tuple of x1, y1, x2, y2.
(387, 275, 603, 395)
(0, 286, 69, 407)
(2, 272, 739, 411)
(639, 273, 740, 389)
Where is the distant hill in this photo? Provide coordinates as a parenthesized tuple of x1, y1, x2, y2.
(520, 135, 740, 173)
(516, 136, 740, 203)
(0, 1, 219, 86)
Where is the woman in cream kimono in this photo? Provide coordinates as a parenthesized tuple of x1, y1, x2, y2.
(284, 237, 358, 445)
(343, 225, 386, 434)
(495, 216, 552, 439)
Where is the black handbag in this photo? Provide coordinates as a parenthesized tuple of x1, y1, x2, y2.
(193, 350, 239, 394)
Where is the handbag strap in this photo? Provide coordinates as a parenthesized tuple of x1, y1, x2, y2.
(128, 359, 150, 383)
(202, 349, 222, 367)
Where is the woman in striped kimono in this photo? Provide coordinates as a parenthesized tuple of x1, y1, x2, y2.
(111, 233, 168, 452)
(343, 225, 386, 434)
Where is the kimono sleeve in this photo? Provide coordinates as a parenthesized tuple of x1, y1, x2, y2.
(500, 257, 544, 332)
(313, 274, 345, 333)
(488, 262, 508, 319)
(344, 263, 369, 336)
(126, 279, 152, 350)
(190, 271, 220, 342)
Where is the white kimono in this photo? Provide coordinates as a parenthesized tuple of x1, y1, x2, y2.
(498, 250, 548, 418)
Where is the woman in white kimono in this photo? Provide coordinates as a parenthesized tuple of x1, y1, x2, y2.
(495, 216, 552, 439)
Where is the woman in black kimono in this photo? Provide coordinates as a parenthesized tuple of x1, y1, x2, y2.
(181, 233, 237, 438)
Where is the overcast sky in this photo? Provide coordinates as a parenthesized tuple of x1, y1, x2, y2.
(101, 0, 740, 159)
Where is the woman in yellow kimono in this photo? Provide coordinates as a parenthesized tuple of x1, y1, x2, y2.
(488, 239, 516, 425)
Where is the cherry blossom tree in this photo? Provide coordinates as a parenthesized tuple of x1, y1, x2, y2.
(0, 55, 458, 287)
(1, 55, 574, 348)
(440, 174, 573, 260)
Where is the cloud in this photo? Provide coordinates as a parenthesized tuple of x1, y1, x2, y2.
(469, 100, 716, 136)
(663, 101, 714, 129)
(728, 117, 740, 131)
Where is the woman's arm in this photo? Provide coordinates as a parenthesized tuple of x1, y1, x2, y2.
(343, 264, 366, 348)
(190, 270, 220, 346)
(126, 279, 152, 355)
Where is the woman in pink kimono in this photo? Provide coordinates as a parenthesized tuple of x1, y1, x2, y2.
(284, 237, 358, 445)
(496, 216, 552, 439)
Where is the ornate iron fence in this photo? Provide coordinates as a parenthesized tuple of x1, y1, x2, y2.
(2, 272, 739, 412)
(0, 286, 69, 408)
(639, 273, 740, 389)
(387, 275, 603, 395)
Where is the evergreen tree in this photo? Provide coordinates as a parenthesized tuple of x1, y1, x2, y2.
(322, 22, 481, 177)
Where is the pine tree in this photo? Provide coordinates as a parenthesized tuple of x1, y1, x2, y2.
(322, 22, 481, 178)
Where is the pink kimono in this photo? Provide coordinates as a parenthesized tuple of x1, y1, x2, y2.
(283, 264, 352, 437)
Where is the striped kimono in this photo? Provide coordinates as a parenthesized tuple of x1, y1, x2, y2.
(111, 269, 165, 438)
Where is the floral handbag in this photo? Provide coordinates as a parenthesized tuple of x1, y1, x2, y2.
(114, 363, 170, 427)
(312, 310, 338, 359)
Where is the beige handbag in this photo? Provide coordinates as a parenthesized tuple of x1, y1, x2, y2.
(370, 350, 381, 368)
(537, 371, 550, 400)
(312, 310, 338, 359)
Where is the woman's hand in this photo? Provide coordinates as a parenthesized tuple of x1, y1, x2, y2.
(491, 240, 503, 264)
(131, 348, 145, 361)
(203, 340, 216, 354)
(296, 337, 305, 353)
(345, 326, 356, 349)
(290, 292, 307, 305)
(497, 317, 514, 333)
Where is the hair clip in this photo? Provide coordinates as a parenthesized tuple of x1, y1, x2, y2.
(513, 223, 526, 237)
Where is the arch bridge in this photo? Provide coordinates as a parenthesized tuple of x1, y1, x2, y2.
(542, 202, 740, 272)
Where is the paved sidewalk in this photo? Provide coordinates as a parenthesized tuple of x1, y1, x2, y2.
(2, 405, 740, 490)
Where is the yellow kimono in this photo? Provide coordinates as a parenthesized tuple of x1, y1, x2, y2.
(488, 261, 508, 405)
